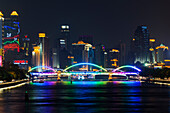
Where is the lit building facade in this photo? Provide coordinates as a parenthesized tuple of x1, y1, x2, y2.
(51, 48, 59, 68)
(22, 35, 30, 57)
(39, 33, 50, 67)
(156, 44, 169, 63)
(32, 45, 40, 67)
(60, 24, 70, 51)
(107, 49, 119, 67)
(82, 44, 94, 71)
(56, 25, 71, 69)
(131, 25, 150, 64)
(72, 41, 88, 63)
(149, 38, 156, 63)
(2, 11, 21, 63)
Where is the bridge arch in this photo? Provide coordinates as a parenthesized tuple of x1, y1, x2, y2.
(28, 66, 56, 72)
(113, 65, 141, 72)
(63, 63, 107, 72)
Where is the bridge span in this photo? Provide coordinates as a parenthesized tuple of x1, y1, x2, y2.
(29, 63, 141, 81)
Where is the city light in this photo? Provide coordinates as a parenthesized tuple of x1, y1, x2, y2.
(39, 33, 46, 37)
(149, 39, 155, 42)
(0, 11, 3, 16)
(110, 49, 119, 52)
(72, 41, 88, 45)
(10, 11, 18, 16)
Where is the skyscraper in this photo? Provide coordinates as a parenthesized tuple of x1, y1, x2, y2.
(32, 45, 40, 68)
(39, 33, 50, 67)
(83, 44, 94, 71)
(132, 25, 150, 64)
(108, 49, 119, 67)
(156, 44, 169, 63)
(95, 44, 105, 67)
(149, 38, 156, 63)
(3, 11, 21, 63)
(60, 24, 70, 51)
(51, 48, 59, 68)
(119, 41, 126, 66)
(72, 41, 88, 63)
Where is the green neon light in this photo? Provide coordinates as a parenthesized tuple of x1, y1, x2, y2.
(3, 40, 20, 45)
(113, 65, 141, 72)
(28, 66, 56, 72)
(63, 63, 107, 72)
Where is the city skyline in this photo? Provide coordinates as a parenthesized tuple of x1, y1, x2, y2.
(0, 0, 170, 48)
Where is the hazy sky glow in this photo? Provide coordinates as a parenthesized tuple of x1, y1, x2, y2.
(1, 0, 170, 48)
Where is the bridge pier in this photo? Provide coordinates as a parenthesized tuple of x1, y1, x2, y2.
(108, 74, 112, 81)
(57, 73, 61, 81)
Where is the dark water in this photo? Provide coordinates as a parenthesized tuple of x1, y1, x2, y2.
(0, 81, 169, 113)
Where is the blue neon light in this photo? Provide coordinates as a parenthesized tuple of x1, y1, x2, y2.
(4, 26, 16, 30)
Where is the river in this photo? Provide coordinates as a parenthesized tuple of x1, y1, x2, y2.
(0, 80, 169, 113)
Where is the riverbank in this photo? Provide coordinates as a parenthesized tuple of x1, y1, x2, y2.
(0, 79, 28, 90)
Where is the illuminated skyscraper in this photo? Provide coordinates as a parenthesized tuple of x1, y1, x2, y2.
(32, 45, 40, 67)
(39, 33, 50, 67)
(72, 41, 88, 63)
(108, 49, 119, 67)
(83, 44, 94, 71)
(2, 11, 21, 63)
(60, 24, 70, 51)
(22, 35, 30, 57)
(156, 44, 169, 63)
(149, 38, 156, 63)
(132, 25, 150, 64)
(51, 48, 59, 68)
(3, 11, 20, 53)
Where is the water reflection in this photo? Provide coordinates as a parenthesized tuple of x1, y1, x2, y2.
(0, 81, 169, 113)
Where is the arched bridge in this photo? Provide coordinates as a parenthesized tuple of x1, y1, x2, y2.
(29, 63, 141, 80)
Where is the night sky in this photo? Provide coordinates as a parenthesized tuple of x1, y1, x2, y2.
(1, 0, 170, 48)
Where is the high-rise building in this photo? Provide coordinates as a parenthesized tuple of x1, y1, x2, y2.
(55, 24, 71, 69)
(149, 38, 156, 63)
(22, 35, 30, 57)
(156, 44, 169, 63)
(51, 48, 59, 68)
(60, 24, 70, 51)
(82, 44, 94, 71)
(72, 41, 88, 63)
(32, 45, 40, 68)
(131, 25, 150, 64)
(58, 38, 67, 50)
(95, 44, 105, 67)
(2, 11, 21, 63)
(119, 41, 126, 66)
(107, 49, 119, 67)
(39, 33, 50, 67)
